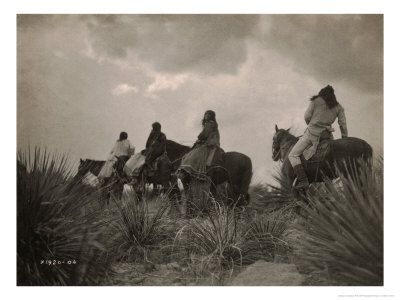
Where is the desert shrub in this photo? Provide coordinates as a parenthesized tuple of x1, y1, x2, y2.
(111, 192, 170, 261)
(17, 147, 112, 285)
(248, 171, 298, 214)
(242, 210, 292, 263)
(295, 159, 383, 285)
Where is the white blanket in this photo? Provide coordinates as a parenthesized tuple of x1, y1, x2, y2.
(123, 153, 146, 177)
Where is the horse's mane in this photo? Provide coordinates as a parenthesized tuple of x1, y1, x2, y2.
(279, 129, 298, 143)
(165, 140, 191, 163)
(166, 140, 190, 151)
(166, 139, 190, 149)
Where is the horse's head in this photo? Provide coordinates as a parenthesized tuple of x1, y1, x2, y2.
(76, 158, 105, 178)
(272, 125, 291, 161)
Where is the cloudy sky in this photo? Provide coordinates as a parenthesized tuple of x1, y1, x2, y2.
(17, 14, 383, 183)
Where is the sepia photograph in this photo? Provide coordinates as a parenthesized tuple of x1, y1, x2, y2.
(9, 2, 395, 297)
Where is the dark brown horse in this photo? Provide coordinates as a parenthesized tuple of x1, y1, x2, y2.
(165, 140, 253, 207)
(272, 125, 373, 186)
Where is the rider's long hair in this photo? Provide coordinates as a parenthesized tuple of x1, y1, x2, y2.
(201, 110, 218, 128)
(310, 85, 339, 109)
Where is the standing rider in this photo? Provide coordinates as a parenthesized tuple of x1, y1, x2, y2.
(288, 85, 348, 189)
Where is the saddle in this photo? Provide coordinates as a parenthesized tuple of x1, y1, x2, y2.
(211, 147, 224, 165)
(145, 152, 169, 177)
(301, 134, 332, 164)
(206, 147, 225, 171)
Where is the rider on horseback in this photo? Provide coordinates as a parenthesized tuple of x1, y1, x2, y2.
(288, 85, 348, 189)
(197, 110, 220, 164)
(98, 131, 135, 183)
(145, 122, 167, 172)
(178, 110, 221, 180)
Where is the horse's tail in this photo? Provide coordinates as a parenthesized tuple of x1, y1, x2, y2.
(238, 156, 253, 206)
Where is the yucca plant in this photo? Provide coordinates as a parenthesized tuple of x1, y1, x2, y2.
(17, 147, 112, 286)
(170, 202, 240, 285)
(112, 192, 170, 261)
(187, 203, 242, 266)
(295, 158, 383, 286)
(248, 168, 299, 214)
(242, 211, 292, 263)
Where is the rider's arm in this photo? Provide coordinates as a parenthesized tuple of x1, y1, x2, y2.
(145, 131, 153, 149)
(304, 101, 315, 125)
(337, 105, 348, 138)
(128, 140, 135, 155)
(110, 142, 116, 155)
(159, 133, 166, 145)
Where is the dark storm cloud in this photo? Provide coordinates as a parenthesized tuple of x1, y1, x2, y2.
(84, 15, 260, 75)
(262, 15, 383, 94)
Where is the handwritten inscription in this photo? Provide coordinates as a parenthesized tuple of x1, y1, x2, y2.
(40, 259, 77, 266)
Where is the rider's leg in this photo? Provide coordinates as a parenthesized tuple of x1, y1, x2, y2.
(288, 131, 314, 189)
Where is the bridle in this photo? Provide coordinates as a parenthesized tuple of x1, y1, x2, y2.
(273, 133, 294, 162)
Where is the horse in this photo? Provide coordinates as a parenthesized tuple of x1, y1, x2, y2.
(107, 149, 181, 206)
(165, 140, 253, 208)
(75, 159, 105, 179)
(272, 125, 373, 188)
(75, 158, 127, 203)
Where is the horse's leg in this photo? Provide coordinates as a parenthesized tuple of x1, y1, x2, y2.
(168, 180, 182, 216)
(101, 177, 112, 206)
(114, 182, 124, 201)
(158, 160, 171, 196)
(139, 173, 148, 202)
(180, 177, 192, 218)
